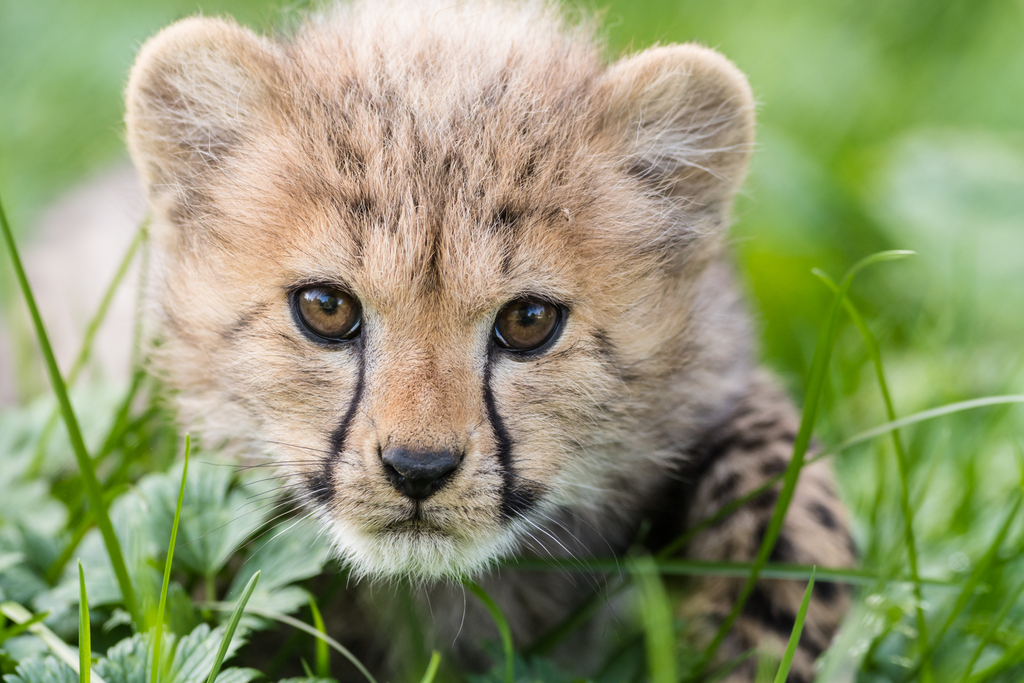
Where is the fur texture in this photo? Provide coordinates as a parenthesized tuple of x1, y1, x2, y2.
(125, 1, 853, 679)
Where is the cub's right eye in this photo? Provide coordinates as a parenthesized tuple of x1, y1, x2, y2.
(292, 286, 362, 343)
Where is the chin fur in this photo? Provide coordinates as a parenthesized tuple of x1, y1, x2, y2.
(324, 518, 521, 582)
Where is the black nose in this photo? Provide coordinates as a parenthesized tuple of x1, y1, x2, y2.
(381, 447, 461, 500)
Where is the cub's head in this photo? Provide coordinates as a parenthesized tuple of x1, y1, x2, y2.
(126, 0, 754, 579)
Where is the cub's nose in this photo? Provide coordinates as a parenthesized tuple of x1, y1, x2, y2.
(381, 447, 461, 500)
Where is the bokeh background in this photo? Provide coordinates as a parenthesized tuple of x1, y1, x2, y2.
(2, 0, 1024, 678)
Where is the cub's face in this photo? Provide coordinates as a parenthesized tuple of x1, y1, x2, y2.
(126, 2, 753, 578)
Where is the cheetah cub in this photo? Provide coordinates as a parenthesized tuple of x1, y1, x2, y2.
(126, 0, 853, 679)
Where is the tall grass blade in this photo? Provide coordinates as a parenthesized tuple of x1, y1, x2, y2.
(700, 250, 913, 670)
(29, 221, 146, 474)
(632, 555, 676, 683)
(464, 580, 514, 683)
(151, 435, 190, 683)
(308, 596, 330, 679)
(205, 570, 260, 683)
(814, 265, 931, 679)
(78, 562, 91, 683)
(773, 568, 815, 683)
(200, 602, 378, 683)
(0, 192, 141, 626)
(418, 651, 441, 683)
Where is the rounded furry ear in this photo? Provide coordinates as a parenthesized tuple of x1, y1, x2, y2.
(600, 44, 755, 214)
(125, 17, 284, 220)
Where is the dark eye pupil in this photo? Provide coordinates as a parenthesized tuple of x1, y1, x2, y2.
(494, 299, 560, 352)
(295, 286, 361, 342)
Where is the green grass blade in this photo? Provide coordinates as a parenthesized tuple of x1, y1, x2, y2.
(300, 659, 314, 678)
(78, 562, 91, 683)
(0, 192, 141, 626)
(813, 265, 931, 679)
(29, 221, 145, 475)
(464, 580, 514, 683)
(200, 602, 378, 683)
(909, 493, 1023, 682)
(418, 651, 441, 683)
(773, 568, 815, 683)
(959, 572, 1024, 682)
(0, 610, 50, 645)
(204, 570, 260, 683)
(631, 555, 676, 683)
(835, 395, 1024, 449)
(151, 435, 190, 683)
(308, 596, 330, 679)
(699, 251, 913, 670)
(0, 602, 107, 683)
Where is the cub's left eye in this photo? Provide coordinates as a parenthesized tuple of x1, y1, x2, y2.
(292, 286, 362, 343)
(493, 298, 562, 353)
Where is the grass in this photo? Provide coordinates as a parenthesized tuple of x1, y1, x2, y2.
(2, 0, 1024, 681)
(2, 186, 1023, 683)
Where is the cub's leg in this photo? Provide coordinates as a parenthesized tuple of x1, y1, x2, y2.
(679, 377, 855, 682)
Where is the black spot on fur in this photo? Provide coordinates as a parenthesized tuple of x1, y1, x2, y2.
(814, 580, 840, 604)
(744, 586, 796, 639)
(744, 587, 823, 669)
(761, 457, 788, 477)
(811, 502, 838, 530)
(710, 472, 740, 503)
(846, 532, 859, 559)
(769, 533, 796, 563)
(491, 203, 525, 234)
(749, 487, 779, 511)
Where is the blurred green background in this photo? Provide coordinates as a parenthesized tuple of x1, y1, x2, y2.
(2, 0, 1024, 678)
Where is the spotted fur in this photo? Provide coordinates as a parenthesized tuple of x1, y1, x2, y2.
(125, 0, 853, 678)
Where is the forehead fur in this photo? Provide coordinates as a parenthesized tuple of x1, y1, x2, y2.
(127, 0, 753, 314)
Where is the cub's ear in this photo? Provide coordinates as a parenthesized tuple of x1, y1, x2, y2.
(125, 17, 283, 217)
(599, 44, 754, 215)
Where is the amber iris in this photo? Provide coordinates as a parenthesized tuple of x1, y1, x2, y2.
(494, 299, 560, 352)
(295, 286, 361, 341)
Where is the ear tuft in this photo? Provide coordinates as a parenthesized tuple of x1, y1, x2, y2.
(125, 17, 283, 216)
(600, 44, 755, 214)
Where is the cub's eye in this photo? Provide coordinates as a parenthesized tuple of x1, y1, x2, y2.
(493, 299, 562, 353)
(292, 286, 362, 342)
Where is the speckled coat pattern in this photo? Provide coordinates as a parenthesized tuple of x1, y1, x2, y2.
(125, 1, 854, 679)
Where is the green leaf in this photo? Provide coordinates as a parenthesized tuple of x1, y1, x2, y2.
(5, 657, 78, 683)
(226, 519, 329, 619)
(93, 624, 253, 683)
